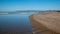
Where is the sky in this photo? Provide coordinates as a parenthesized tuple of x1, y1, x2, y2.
(0, 0, 60, 11)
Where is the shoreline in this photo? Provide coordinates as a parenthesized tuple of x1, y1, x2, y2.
(30, 12, 60, 34)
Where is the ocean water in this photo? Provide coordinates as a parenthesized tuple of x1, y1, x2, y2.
(0, 11, 50, 34)
(0, 12, 39, 34)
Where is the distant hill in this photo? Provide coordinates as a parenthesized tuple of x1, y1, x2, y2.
(0, 10, 60, 15)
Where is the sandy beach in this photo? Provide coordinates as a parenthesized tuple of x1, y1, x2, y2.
(30, 12, 60, 34)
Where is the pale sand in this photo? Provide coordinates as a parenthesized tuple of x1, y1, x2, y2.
(30, 12, 60, 34)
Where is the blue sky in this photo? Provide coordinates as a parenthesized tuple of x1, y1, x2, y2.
(0, 0, 60, 11)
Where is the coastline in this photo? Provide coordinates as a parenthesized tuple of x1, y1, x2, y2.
(30, 12, 60, 34)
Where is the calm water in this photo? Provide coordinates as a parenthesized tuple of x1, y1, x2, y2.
(0, 11, 50, 34)
(0, 13, 34, 34)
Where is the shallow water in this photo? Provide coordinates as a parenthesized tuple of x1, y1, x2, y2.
(0, 12, 35, 34)
(0, 11, 50, 34)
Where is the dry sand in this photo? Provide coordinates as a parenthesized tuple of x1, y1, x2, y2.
(30, 12, 60, 34)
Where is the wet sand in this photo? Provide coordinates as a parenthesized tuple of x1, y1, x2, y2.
(30, 12, 60, 34)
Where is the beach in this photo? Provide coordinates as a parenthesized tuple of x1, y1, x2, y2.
(30, 12, 60, 34)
